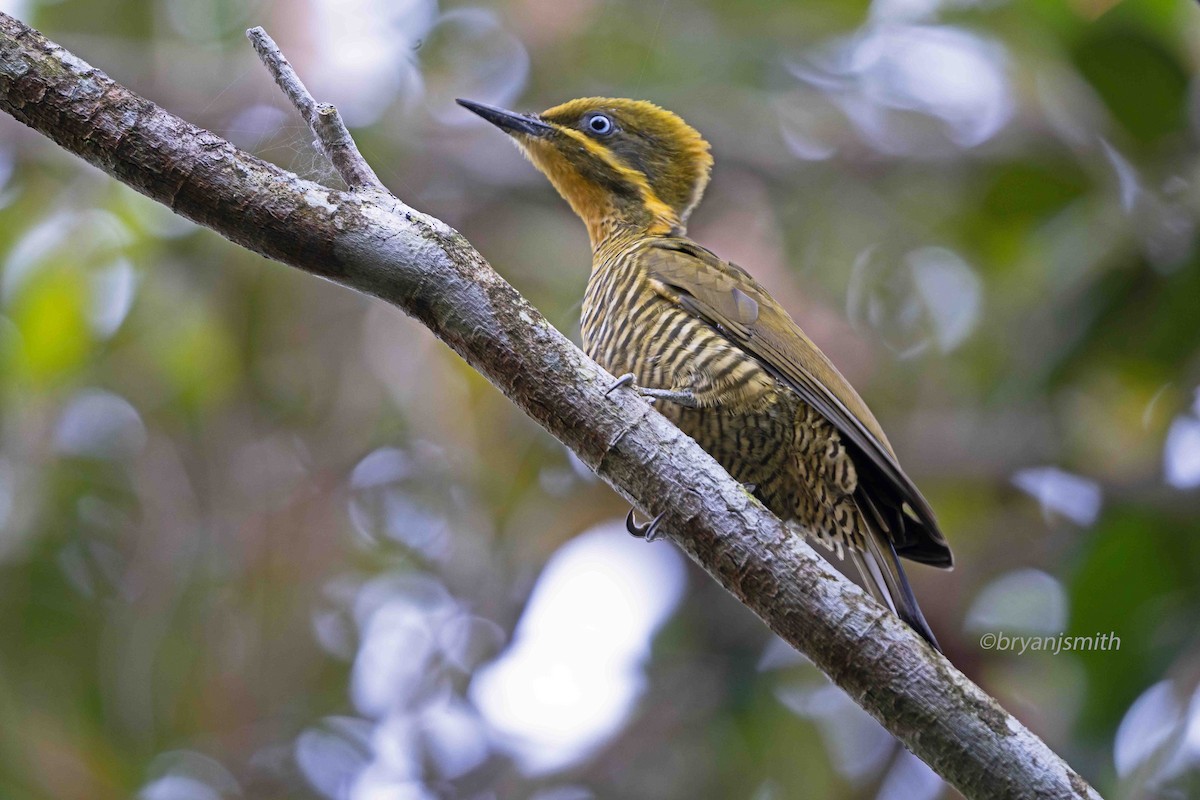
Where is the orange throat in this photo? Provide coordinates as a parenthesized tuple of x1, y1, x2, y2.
(520, 139, 681, 248)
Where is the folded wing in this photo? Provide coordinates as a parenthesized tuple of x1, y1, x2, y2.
(642, 238, 952, 568)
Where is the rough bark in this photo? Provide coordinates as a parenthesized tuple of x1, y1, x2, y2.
(0, 13, 1101, 800)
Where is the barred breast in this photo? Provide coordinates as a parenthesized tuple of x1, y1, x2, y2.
(583, 238, 866, 556)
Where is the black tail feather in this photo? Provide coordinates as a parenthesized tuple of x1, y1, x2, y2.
(854, 497, 942, 652)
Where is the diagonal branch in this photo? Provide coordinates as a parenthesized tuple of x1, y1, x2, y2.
(0, 13, 1100, 800)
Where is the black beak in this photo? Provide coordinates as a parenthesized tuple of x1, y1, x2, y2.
(457, 99, 553, 138)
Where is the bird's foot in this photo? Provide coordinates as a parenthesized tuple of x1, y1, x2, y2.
(604, 373, 699, 408)
(625, 508, 666, 542)
(638, 387, 700, 408)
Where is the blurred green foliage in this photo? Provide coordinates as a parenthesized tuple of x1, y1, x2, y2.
(1, 0, 1199, 798)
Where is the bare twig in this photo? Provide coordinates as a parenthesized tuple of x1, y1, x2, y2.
(0, 13, 1103, 799)
(246, 25, 387, 193)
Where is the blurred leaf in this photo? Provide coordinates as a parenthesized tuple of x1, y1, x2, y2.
(1073, 29, 1188, 144)
(1069, 507, 1199, 735)
(148, 302, 239, 411)
(7, 265, 92, 383)
(980, 161, 1090, 227)
(1052, 256, 1200, 387)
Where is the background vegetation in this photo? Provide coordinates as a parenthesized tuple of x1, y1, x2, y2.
(1, 0, 1199, 797)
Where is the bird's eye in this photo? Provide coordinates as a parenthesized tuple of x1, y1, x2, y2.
(586, 113, 614, 136)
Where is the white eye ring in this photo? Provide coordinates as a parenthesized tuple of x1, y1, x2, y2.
(587, 114, 614, 136)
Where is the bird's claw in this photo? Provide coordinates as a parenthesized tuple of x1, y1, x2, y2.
(604, 373, 637, 398)
(625, 508, 666, 542)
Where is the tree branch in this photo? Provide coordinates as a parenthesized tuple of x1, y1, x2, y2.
(245, 25, 386, 193)
(0, 13, 1101, 800)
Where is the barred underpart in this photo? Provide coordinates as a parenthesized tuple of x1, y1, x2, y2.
(584, 233, 866, 557)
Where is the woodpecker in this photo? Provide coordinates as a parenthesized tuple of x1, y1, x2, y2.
(459, 97, 952, 650)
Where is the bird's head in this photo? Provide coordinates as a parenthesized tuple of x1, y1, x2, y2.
(458, 97, 713, 246)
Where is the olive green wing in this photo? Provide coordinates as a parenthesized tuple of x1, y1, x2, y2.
(641, 237, 952, 568)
